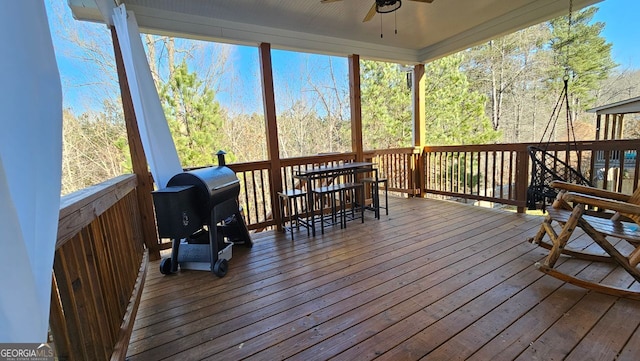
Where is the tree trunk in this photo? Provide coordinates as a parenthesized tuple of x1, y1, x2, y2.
(145, 35, 159, 85)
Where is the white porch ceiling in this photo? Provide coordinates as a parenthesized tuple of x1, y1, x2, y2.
(69, 0, 602, 64)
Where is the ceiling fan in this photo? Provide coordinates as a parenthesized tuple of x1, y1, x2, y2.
(321, 0, 434, 23)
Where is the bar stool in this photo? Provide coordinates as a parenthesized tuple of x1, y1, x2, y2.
(362, 174, 388, 219)
(311, 184, 345, 234)
(339, 182, 365, 224)
(278, 189, 309, 240)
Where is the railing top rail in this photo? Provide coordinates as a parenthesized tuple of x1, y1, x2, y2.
(226, 160, 271, 172)
(59, 174, 136, 214)
(57, 173, 137, 249)
(423, 143, 529, 152)
(423, 139, 640, 153)
(537, 139, 640, 152)
(364, 147, 417, 155)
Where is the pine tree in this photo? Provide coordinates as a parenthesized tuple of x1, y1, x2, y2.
(424, 54, 501, 145)
(360, 60, 413, 149)
(160, 61, 224, 167)
(548, 6, 616, 113)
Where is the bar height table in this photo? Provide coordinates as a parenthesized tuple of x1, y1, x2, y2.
(294, 161, 376, 236)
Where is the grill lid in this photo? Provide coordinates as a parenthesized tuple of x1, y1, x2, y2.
(167, 165, 240, 222)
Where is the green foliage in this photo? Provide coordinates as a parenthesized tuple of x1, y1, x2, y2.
(424, 55, 501, 145)
(461, 6, 616, 143)
(548, 6, 616, 109)
(160, 61, 224, 167)
(360, 60, 412, 149)
(462, 24, 553, 138)
(361, 56, 501, 148)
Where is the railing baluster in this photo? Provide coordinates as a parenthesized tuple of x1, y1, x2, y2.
(634, 150, 640, 191)
(508, 151, 514, 200)
(476, 151, 481, 197)
(492, 151, 497, 198)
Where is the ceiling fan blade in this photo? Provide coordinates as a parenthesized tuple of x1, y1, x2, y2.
(320, 0, 342, 3)
(362, 2, 377, 22)
(408, 0, 435, 3)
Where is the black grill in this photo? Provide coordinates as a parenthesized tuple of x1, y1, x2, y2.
(166, 165, 240, 224)
(152, 151, 252, 277)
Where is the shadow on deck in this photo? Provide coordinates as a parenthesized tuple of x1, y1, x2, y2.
(127, 196, 640, 360)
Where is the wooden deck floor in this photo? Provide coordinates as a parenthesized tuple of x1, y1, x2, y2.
(127, 197, 640, 360)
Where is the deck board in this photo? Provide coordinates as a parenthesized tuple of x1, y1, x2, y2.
(127, 196, 640, 360)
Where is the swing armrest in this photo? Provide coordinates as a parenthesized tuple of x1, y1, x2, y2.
(551, 181, 631, 202)
(563, 192, 640, 215)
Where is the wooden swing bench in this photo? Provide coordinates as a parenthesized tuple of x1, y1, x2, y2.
(528, 180, 640, 300)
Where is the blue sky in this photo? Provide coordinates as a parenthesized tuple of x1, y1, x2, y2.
(45, 0, 639, 115)
(592, 0, 640, 69)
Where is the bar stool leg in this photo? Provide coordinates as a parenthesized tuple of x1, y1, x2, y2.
(304, 195, 311, 236)
(359, 185, 365, 222)
(349, 186, 355, 220)
(292, 196, 299, 232)
(319, 193, 325, 234)
(331, 192, 338, 227)
(373, 181, 380, 219)
(383, 180, 388, 215)
(338, 188, 347, 228)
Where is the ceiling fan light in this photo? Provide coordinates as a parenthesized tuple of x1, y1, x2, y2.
(376, 0, 401, 14)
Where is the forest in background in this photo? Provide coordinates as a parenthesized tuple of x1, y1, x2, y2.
(53, 4, 640, 195)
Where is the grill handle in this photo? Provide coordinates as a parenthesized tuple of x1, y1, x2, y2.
(213, 179, 240, 191)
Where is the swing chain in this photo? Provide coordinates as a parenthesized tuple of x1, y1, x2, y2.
(563, 0, 573, 81)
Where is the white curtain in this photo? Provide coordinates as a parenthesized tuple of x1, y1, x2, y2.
(0, 1, 62, 342)
(112, 4, 183, 189)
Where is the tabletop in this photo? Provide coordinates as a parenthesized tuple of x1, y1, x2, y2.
(294, 161, 374, 177)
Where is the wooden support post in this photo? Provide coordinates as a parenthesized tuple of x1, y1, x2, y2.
(515, 149, 529, 213)
(349, 54, 363, 162)
(617, 114, 625, 139)
(412, 64, 426, 196)
(259, 43, 283, 231)
(412, 64, 426, 148)
(111, 27, 161, 260)
(413, 147, 423, 197)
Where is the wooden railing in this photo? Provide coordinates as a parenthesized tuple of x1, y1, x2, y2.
(229, 151, 422, 231)
(536, 139, 640, 193)
(50, 174, 148, 360)
(280, 152, 358, 193)
(227, 160, 272, 230)
(158, 140, 640, 239)
(364, 147, 421, 195)
(423, 143, 529, 210)
(228, 153, 359, 231)
(422, 139, 640, 212)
